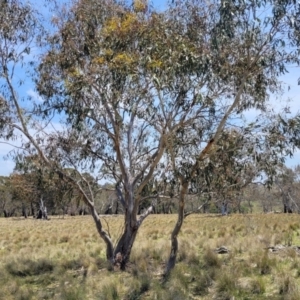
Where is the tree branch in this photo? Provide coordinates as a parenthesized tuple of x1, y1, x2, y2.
(184, 199, 210, 218)
(137, 205, 153, 227)
(115, 182, 126, 208)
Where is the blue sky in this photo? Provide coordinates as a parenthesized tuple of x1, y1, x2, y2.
(0, 0, 299, 176)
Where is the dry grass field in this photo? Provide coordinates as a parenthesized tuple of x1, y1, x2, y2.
(1, 213, 300, 299)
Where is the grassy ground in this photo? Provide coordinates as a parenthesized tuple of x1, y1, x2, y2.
(1, 213, 300, 299)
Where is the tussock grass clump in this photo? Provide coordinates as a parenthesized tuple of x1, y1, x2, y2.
(5, 257, 54, 277)
(166, 264, 191, 291)
(289, 222, 300, 231)
(14, 286, 34, 300)
(202, 248, 221, 268)
(278, 274, 299, 298)
(249, 277, 266, 294)
(59, 282, 87, 300)
(98, 283, 120, 300)
(177, 241, 193, 263)
(254, 251, 276, 275)
(215, 272, 238, 299)
(192, 271, 213, 296)
(59, 235, 70, 243)
(60, 255, 91, 271)
(124, 274, 151, 300)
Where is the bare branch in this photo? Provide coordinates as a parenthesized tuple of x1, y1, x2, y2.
(137, 205, 153, 227)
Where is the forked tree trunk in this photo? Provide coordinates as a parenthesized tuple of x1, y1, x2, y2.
(37, 198, 48, 219)
(113, 210, 139, 270)
(71, 180, 151, 270)
(112, 201, 153, 270)
(165, 182, 188, 274)
(221, 202, 228, 215)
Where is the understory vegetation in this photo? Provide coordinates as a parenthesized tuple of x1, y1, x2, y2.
(1, 214, 300, 299)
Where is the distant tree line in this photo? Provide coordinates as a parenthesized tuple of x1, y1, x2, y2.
(2, 160, 300, 218)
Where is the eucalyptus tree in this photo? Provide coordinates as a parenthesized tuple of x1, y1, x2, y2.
(163, 0, 300, 273)
(36, 0, 222, 269)
(10, 155, 81, 217)
(0, 0, 45, 215)
(1, 0, 300, 273)
(1, 0, 215, 268)
(186, 121, 299, 215)
(274, 165, 300, 213)
(0, 176, 15, 217)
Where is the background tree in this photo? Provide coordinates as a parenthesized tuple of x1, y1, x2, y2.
(11, 156, 96, 217)
(274, 165, 300, 213)
(0, 176, 15, 217)
(163, 0, 300, 273)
